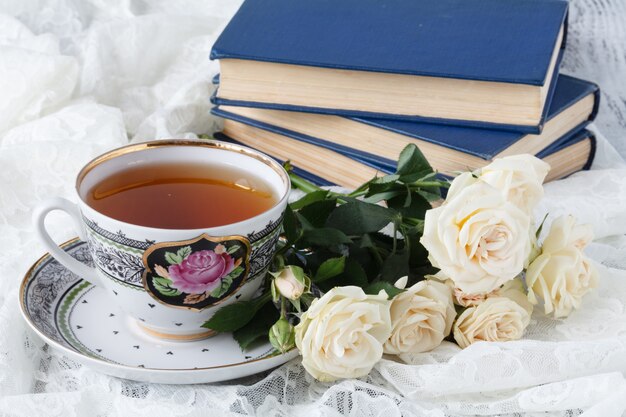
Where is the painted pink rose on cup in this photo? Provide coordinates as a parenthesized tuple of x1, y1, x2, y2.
(168, 250, 235, 294)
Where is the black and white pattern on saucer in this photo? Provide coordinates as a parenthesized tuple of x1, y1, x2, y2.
(24, 241, 89, 344)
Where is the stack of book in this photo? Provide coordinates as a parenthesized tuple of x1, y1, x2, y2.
(209, 0, 599, 189)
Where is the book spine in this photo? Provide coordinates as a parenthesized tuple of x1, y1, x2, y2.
(589, 85, 601, 122)
(561, 11, 569, 49)
(583, 131, 597, 171)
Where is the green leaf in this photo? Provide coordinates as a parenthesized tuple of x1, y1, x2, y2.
(362, 190, 405, 204)
(418, 189, 444, 202)
(164, 251, 183, 265)
(387, 192, 431, 219)
(210, 274, 234, 298)
(300, 228, 351, 246)
(326, 201, 397, 235)
(360, 233, 376, 249)
(536, 213, 549, 238)
(368, 181, 402, 196)
(347, 178, 374, 197)
(282, 205, 301, 244)
(177, 246, 192, 260)
(202, 292, 271, 332)
(380, 250, 410, 282)
(395, 144, 432, 178)
(372, 174, 400, 184)
(314, 256, 346, 282)
(230, 265, 245, 277)
(365, 281, 404, 299)
(342, 258, 369, 287)
(152, 276, 181, 297)
(226, 244, 241, 255)
(233, 302, 280, 351)
(290, 190, 329, 210)
(364, 177, 403, 199)
(298, 199, 337, 228)
(295, 212, 316, 230)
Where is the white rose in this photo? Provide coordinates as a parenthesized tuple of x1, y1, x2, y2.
(526, 249, 598, 319)
(444, 171, 479, 201)
(426, 273, 490, 308)
(478, 154, 550, 213)
(452, 286, 490, 308)
(542, 215, 594, 253)
(294, 286, 391, 382)
(439, 273, 525, 308)
(383, 280, 455, 355)
(271, 265, 309, 301)
(453, 286, 532, 348)
(526, 216, 597, 318)
(421, 180, 531, 294)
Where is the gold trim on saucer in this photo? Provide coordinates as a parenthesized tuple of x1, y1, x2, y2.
(136, 322, 216, 341)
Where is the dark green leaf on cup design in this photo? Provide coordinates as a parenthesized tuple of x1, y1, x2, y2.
(164, 251, 183, 265)
(314, 256, 346, 282)
(152, 276, 181, 297)
(226, 244, 241, 255)
(326, 201, 397, 235)
(210, 275, 233, 299)
(210, 265, 245, 298)
(202, 292, 271, 332)
(177, 246, 192, 260)
(233, 303, 280, 351)
(364, 281, 404, 299)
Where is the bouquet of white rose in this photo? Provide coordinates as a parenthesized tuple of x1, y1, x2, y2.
(204, 145, 598, 382)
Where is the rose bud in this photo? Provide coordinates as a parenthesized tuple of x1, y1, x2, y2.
(271, 265, 310, 301)
(269, 317, 296, 353)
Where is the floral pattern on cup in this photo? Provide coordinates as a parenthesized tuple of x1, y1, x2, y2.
(142, 234, 250, 310)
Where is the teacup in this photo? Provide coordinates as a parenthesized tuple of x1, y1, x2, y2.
(33, 139, 290, 341)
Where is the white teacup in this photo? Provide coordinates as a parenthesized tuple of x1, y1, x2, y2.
(33, 139, 290, 341)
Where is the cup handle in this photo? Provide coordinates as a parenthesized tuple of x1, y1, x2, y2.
(32, 197, 103, 287)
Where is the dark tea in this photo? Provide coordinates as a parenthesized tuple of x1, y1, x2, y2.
(86, 162, 277, 229)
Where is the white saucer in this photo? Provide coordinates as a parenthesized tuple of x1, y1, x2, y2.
(19, 238, 298, 384)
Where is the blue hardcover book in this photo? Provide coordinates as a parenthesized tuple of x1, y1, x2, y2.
(213, 129, 595, 188)
(213, 74, 599, 176)
(211, 0, 568, 133)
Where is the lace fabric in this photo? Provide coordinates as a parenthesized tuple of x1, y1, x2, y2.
(0, 1, 626, 416)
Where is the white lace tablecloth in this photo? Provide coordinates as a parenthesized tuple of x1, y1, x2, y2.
(1, 1, 626, 416)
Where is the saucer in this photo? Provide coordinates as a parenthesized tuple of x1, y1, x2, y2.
(19, 238, 298, 384)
